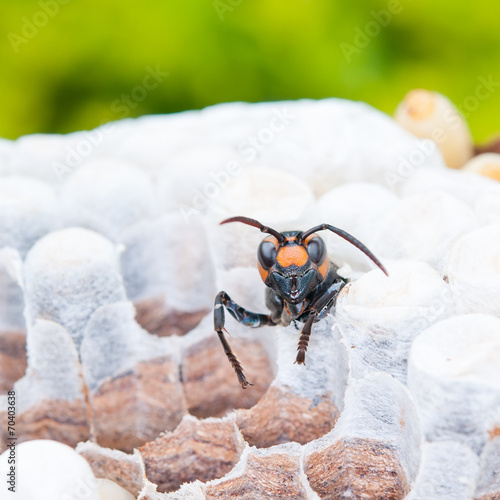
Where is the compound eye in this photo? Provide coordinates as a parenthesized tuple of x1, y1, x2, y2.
(258, 240, 277, 270)
(307, 237, 326, 265)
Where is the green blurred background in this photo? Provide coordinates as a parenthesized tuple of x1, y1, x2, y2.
(1, 0, 499, 141)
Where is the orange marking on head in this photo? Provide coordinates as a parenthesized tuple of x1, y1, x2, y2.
(318, 256, 329, 279)
(263, 235, 279, 245)
(276, 245, 309, 268)
(258, 262, 269, 283)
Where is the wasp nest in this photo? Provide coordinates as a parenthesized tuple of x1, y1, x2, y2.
(1, 97, 500, 499)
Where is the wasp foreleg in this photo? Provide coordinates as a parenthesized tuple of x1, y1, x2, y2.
(295, 281, 344, 365)
(296, 313, 316, 364)
(214, 291, 276, 388)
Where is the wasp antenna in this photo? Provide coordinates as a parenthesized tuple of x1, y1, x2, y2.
(299, 224, 389, 276)
(220, 216, 285, 243)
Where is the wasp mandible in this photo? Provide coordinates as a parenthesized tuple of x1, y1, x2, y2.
(214, 216, 388, 388)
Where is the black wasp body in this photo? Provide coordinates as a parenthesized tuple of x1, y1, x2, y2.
(214, 216, 388, 388)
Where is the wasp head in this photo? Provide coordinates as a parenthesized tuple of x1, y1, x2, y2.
(256, 231, 328, 303)
(220, 216, 388, 305)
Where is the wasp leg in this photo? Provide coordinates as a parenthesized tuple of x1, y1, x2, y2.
(214, 291, 276, 389)
(296, 313, 315, 364)
(295, 281, 345, 365)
